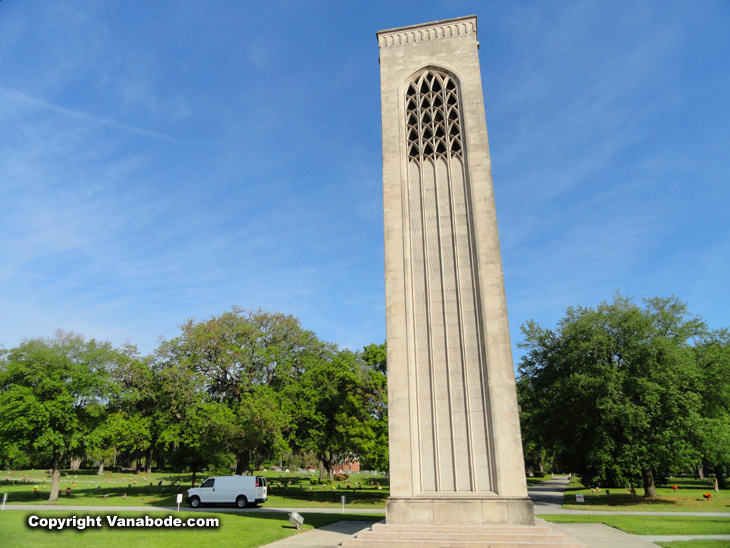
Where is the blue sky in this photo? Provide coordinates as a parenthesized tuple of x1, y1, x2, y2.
(1, 1, 728, 363)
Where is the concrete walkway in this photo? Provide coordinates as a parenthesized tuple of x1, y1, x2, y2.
(262, 520, 382, 547)
(550, 523, 658, 548)
(641, 534, 730, 542)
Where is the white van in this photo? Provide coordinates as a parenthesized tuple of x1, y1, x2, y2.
(186, 475, 268, 508)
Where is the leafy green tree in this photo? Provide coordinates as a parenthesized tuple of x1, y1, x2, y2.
(290, 349, 386, 479)
(227, 385, 290, 474)
(169, 400, 238, 486)
(693, 329, 730, 488)
(110, 351, 184, 473)
(85, 412, 122, 475)
(517, 294, 706, 497)
(516, 376, 555, 475)
(0, 332, 122, 501)
(360, 343, 388, 472)
(0, 441, 32, 470)
(159, 308, 331, 474)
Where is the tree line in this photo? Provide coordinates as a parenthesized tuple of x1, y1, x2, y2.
(517, 294, 730, 498)
(0, 307, 387, 501)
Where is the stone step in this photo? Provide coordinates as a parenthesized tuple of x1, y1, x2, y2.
(342, 522, 585, 548)
(355, 530, 572, 542)
(370, 523, 555, 535)
(342, 539, 584, 548)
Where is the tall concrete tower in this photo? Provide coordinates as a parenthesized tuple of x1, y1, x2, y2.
(344, 16, 584, 546)
(375, 16, 534, 528)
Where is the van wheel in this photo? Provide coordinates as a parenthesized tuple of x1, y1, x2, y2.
(189, 496, 201, 508)
(236, 495, 248, 508)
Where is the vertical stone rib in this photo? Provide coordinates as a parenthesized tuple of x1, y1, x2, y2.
(421, 158, 444, 491)
(445, 155, 474, 493)
(408, 159, 436, 493)
(455, 155, 492, 492)
(432, 156, 455, 492)
(404, 69, 492, 494)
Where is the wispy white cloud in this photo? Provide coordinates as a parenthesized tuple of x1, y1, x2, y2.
(0, 269, 110, 290)
(0, 87, 176, 141)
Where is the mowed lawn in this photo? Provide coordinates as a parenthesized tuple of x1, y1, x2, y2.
(562, 477, 730, 512)
(0, 469, 390, 509)
(542, 514, 730, 535)
(0, 510, 383, 548)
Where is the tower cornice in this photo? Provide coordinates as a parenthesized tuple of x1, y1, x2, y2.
(376, 16, 477, 49)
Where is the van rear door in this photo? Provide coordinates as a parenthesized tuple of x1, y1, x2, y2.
(255, 476, 267, 502)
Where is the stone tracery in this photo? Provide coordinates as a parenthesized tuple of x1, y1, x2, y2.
(405, 70, 462, 162)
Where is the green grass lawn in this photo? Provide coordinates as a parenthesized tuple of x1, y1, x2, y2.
(526, 475, 553, 486)
(0, 509, 383, 548)
(562, 476, 730, 512)
(542, 514, 730, 535)
(0, 469, 389, 509)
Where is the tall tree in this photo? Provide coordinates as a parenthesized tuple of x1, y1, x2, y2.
(516, 376, 555, 475)
(517, 294, 706, 497)
(693, 329, 730, 488)
(290, 349, 386, 479)
(0, 332, 122, 501)
(158, 308, 330, 474)
(110, 351, 185, 473)
(360, 343, 388, 473)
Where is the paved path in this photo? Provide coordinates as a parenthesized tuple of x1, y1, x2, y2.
(641, 534, 730, 542)
(552, 523, 658, 548)
(528, 475, 571, 508)
(262, 520, 382, 547)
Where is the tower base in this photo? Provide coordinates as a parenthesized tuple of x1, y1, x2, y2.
(386, 496, 536, 526)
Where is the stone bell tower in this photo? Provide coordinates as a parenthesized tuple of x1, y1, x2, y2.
(375, 14, 534, 528)
(340, 15, 583, 547)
